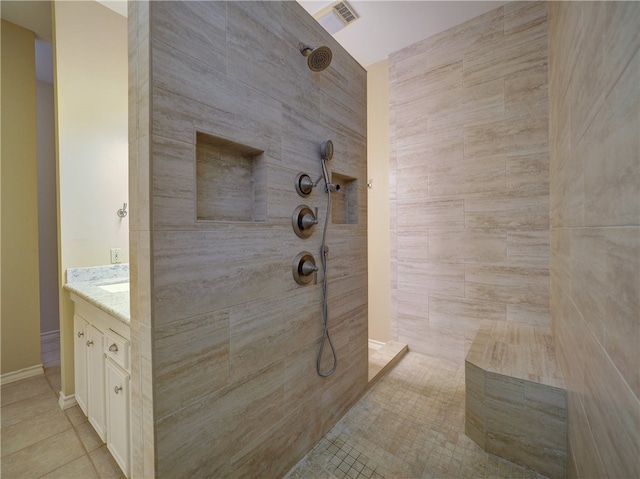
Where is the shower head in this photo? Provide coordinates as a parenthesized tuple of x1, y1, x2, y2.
(300, 45, 332, 72)
(320, 140, 334, 161)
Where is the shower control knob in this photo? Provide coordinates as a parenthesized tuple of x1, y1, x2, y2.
(301, 212, 318, 229)
(295, 173, 315, 197)
(293, 251, 318, 285)
(301, 260, 318, 276)
(292, 205, 317, 239)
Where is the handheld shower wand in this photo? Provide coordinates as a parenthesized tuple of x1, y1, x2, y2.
(320, 140, 341, 193)
(320, 139, 333, 161)
(317, 140, 338, 377)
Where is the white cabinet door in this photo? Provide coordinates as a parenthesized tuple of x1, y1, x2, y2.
(86, 325, 106, 441)
(105, 358, 130, 478)
(73, 315, 89, 415)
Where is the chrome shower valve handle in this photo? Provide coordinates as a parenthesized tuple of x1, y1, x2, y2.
(292, 205, 318, 239)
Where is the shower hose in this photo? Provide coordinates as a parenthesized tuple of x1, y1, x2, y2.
(317, 157, 338, 377)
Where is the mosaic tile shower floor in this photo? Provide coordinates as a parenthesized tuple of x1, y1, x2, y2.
(286, 353, 551, 479)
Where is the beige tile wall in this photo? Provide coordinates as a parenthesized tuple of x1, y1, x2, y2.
(548, 2, 640, 478)
(128, 1, 155, 477)
(389, 2, 550, 363)
(129, 2, 367, 477)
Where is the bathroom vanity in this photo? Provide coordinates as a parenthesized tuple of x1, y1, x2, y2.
(64, 265, 131, 478)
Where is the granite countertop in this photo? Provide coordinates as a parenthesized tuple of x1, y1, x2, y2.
(63, 264, 130, 324)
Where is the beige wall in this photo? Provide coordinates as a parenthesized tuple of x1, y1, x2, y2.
(389, 2, 549, 363)
(53, 1, 128, 395)
(548, 3, 640, 478)
(367, 59, 391, 342)
(130, 2, 368, 477)
(1, 20, 42, 375)
(54, 1, 128, 269)
(37, 79, 59, 335)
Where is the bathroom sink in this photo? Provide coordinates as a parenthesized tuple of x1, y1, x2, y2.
(95, 280, 130, 293)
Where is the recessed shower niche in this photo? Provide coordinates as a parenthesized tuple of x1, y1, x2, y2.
(331, 172, 358, 224)
(196, 132, 266, 222)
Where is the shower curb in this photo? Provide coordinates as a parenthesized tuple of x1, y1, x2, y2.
(367, 340, 409, 389)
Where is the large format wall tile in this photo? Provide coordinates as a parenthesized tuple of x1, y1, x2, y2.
(230, 391, 324, 479)
(581, 325, 640, 479)
(429, 154, 505, 197)
(583, 53, 640, 227)
(602, 227, 640, 396)
(507, 304, 549, 327)
(151, 86, 283, 164)
(549, 3, 640, 477)
(397, 198, 464, 230)
(153, 310, 230, 420)
(229, 287, 322, 382)
(153, 226, 285, 325)
(506, 152, 549, 193)
(397, 262, 465, 297)
(504, 67, 548, 119)
(155, 362, 285, 478)
(465, 192, 549, 230)
(151, 1, 227, 73)
(507, 230, 550, 267)
(390, 1, 550, 363)
(425, 7, 504, 70)
(429, 229, 507, 264)
(466, 264, 549, 308)
(135, 2, 369, 476)
(429, 295, 507, 326)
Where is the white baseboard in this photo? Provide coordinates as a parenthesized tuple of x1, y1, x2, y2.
(1, 364, 45, 385)
(41, 329, 60, 341)
(368, 339, 385, 351)
(58, 391, 77, 410)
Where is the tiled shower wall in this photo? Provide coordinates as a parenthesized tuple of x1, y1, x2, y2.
(548, 3, 640, 478)
(129, 2, 367, 477)
(389, 2, 549, 362)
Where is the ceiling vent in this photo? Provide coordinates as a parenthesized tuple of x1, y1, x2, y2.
(333, 1, 358, 24)
(315, 1, 359, 35)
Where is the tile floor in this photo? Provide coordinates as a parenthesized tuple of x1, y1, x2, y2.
(3, 338, 552, 479)
(286, 353, 552, 479)
(0, 332, 125, 479)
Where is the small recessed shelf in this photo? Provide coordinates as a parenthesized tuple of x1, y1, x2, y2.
(331, 172, 358, 224)
(196, 132, 266, 223)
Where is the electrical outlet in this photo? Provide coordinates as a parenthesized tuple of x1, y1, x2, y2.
(110, 248, 122, 264)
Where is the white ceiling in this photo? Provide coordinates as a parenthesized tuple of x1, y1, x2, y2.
(297, 1, 505, 68)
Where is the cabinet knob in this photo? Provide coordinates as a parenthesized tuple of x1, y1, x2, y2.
(77, 331, 84, 338)
(86, 340, 93, 347)
(114, 385, 123, 394)
(109, 343, 118, 352)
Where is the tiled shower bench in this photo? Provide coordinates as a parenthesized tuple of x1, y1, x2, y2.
(465, 321, 567, 479)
